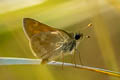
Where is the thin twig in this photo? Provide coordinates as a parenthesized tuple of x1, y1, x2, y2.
(0, 57, 120, 78)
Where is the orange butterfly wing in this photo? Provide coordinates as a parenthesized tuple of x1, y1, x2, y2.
(23, 18, 58, 39)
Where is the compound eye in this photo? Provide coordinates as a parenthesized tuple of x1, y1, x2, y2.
(75, 34, 80, 40)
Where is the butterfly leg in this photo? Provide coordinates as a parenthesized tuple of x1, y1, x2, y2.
(73, 50, 77, 67)
(62, 52, 64, 70)
(75, 48, 83, 65)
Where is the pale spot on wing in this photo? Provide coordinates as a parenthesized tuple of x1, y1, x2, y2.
(51, 31, 59, 35)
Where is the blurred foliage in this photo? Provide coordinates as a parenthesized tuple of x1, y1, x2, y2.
(0, 0, 120, 80)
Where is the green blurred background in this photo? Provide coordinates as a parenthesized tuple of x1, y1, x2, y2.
(0, 0, 120, 80)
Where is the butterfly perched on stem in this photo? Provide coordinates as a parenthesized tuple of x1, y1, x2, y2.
(23, 18, 91, 64)
(22, 19, 120, 78)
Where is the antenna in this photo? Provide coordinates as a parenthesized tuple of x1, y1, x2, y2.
(80, 23, 93, 40)
(81, 23, 93, 31)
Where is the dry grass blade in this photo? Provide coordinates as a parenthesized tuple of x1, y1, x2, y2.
(0, 57, 120, 78)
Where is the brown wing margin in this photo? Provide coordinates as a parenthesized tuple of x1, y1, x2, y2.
(23, 18, 58, 39)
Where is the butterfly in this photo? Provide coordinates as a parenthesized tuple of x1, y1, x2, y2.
(23, 18, 91, 64)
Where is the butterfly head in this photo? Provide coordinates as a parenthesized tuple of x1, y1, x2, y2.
(74, 33, 90, 40)
(74, 22, 92, 41)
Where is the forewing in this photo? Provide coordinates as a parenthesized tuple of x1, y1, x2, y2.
(23, 18, 73, 60)
(23, 18, 58, 39)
